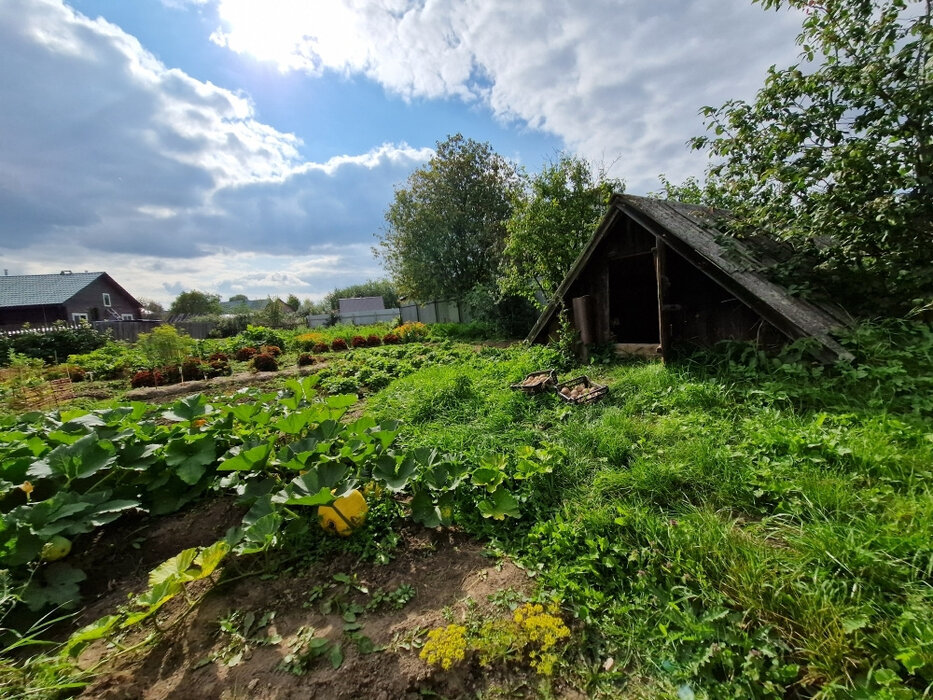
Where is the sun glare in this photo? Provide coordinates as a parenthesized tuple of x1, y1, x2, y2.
(214, 0, 364, 72)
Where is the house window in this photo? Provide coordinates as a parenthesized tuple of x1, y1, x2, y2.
(121, 314, 134, 321)
(102, 293, 112, 307)
(72, 313, 88, 322)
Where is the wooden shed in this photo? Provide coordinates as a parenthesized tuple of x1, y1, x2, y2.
(526, 194, 851, 362)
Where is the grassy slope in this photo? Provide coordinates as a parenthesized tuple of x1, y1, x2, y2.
(366, 323, 933, 698)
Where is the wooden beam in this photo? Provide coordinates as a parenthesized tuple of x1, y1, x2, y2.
(654, 240, 671, 361)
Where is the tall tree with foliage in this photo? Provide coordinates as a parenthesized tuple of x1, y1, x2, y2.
(168, 290, 222, 316)
(376, 134, 521, 301)
(692, 0, 933, 313)
(500, 154, 622, 305)
(320, 279, 399, 311)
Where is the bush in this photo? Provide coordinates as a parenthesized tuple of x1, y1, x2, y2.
(130, 369, 162, 388)
(312, 342, 330, 353)
(46, 364, 86, 382)
(297, 353, 316, 367)
(331, 338, 348, 352)
(181, 356, 207, 380)
(235, 346, 258, 362)
(295, 332, 326, 351)
(5, 322, 110, 365)
(235, 324, 289, 350)
(207, 359, 232, 378)
(260, 345, 282, 357)
(383, 333, 401, 345)
(159, 364, 182, 384)
(366, 334, 382, 346)
(395, 322, 429, 343)
(68, 342, 146, 379)
(209, 352, 230, 363)
(137, 325, 194, 368)
(253, 353, 278, 372)
(351, 335, 367, 348)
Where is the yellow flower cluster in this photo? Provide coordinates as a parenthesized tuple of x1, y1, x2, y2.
(420, 602, 571, 677)
(295, 332, 326, 350)
(419, 624, 467, 670)
(395, 322, 429, 342)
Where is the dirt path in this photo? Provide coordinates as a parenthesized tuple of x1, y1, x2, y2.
(124, 363, 326, 402)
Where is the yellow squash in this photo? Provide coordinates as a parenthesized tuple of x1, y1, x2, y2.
(318, 489, 368, 536)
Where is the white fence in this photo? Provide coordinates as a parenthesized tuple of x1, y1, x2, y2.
(307, 300, 472, 328)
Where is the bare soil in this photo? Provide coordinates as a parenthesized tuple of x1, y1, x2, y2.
(123, 364, 325, 403)
(72, 500, 578, 699)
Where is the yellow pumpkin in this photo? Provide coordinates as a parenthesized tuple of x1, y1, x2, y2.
(318, 489, 368, 536)
(41, 535, 72, 561)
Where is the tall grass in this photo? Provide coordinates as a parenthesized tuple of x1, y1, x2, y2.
(367, 321, 933, 697)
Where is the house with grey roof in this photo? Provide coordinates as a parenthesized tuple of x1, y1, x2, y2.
(527, 194, 852, 362)
(0, 271, 142, 328)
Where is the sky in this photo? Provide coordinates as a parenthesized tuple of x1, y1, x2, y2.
(0, 0, 805, 306)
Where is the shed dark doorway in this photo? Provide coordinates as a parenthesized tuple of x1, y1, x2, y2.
(608, 252, 659, 343)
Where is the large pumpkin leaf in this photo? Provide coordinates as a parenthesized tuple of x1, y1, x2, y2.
(165, 435, 216, 485)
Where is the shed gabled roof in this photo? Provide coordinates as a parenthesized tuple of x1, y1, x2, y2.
(0, 272, 106, 308)
(527, 194, 852, 361)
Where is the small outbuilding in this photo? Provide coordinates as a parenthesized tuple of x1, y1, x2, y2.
(527, 194, 851, 362)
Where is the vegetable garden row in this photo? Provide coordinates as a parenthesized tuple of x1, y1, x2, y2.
(1, 320, 932, 697)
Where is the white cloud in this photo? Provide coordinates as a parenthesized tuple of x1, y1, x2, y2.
(0, 0, 431, 283)
(211, 0, 804, 191)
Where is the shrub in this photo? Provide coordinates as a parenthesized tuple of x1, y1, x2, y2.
(235, 324, 289, 350)
(297, 353, 316, 367)
(6, 322, 110, 365)
(137, 325, 194, 368)
(181, 356, 207, 380)
(312, 342, 330, 353)
(253, 353, 278, 372)
(366, 334, 382, 346)
(130, 369, 162, 388)
(260, 345, 282, 357)
(159, 364, 182, 384)
(295, 332, 326, 351)
(207, 359, 232, 378)
(395, 322, 429, 343)
(209, 352, 230, 363)
(235, 346, 259, 362)
(331, 338, 348, 352)
(68, 342, 146, 379)
(351, 335, 367, 348)
(383, 333, 401, 345)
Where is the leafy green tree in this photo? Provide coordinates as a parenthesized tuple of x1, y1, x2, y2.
(692, 0, 933, 313)
(137, 325, 194, 368)
(376, 134, 521, 300)
(285, 294, 300, 311)
(500, 154, 622, 305)
(321, 279, 399, 311)
(169, 290, 222, 316)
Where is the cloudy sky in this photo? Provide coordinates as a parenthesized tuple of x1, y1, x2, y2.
(0, 0, 804, 305)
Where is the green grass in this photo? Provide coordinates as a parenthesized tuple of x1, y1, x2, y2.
(366, 322, 933, 698)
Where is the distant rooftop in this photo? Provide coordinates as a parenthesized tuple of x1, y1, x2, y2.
(0, 271, 106, 307)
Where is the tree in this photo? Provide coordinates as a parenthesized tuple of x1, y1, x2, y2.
(376, 134, 521, 301)
(169, 290, 222, 316)
(138, 298, 164, 315)
(500, 154, 622, 305)
(285, 294, 300, 311)
(321, 279, 399, 311)
(692, 0, 933, 313)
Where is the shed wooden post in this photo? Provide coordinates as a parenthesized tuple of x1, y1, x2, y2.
(654, 240, 670, 361)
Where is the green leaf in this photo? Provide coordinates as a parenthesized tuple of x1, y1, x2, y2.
(372, 454, 417, 492)
(21, 563, 87, 611)
(192, 541, 230, 580)
(161, 394, 211, 422)
(65, 615, 120, 657)
(149, 548, 199, 587)
(30, 433, 116, 482)
(165, 436, 216, 485)
(328, 642, 344, 669)
(477, 487, 520, 520)
(218, 441, 273, 472)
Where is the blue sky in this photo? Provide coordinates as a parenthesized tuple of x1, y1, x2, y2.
(1, 0, 803, 305)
